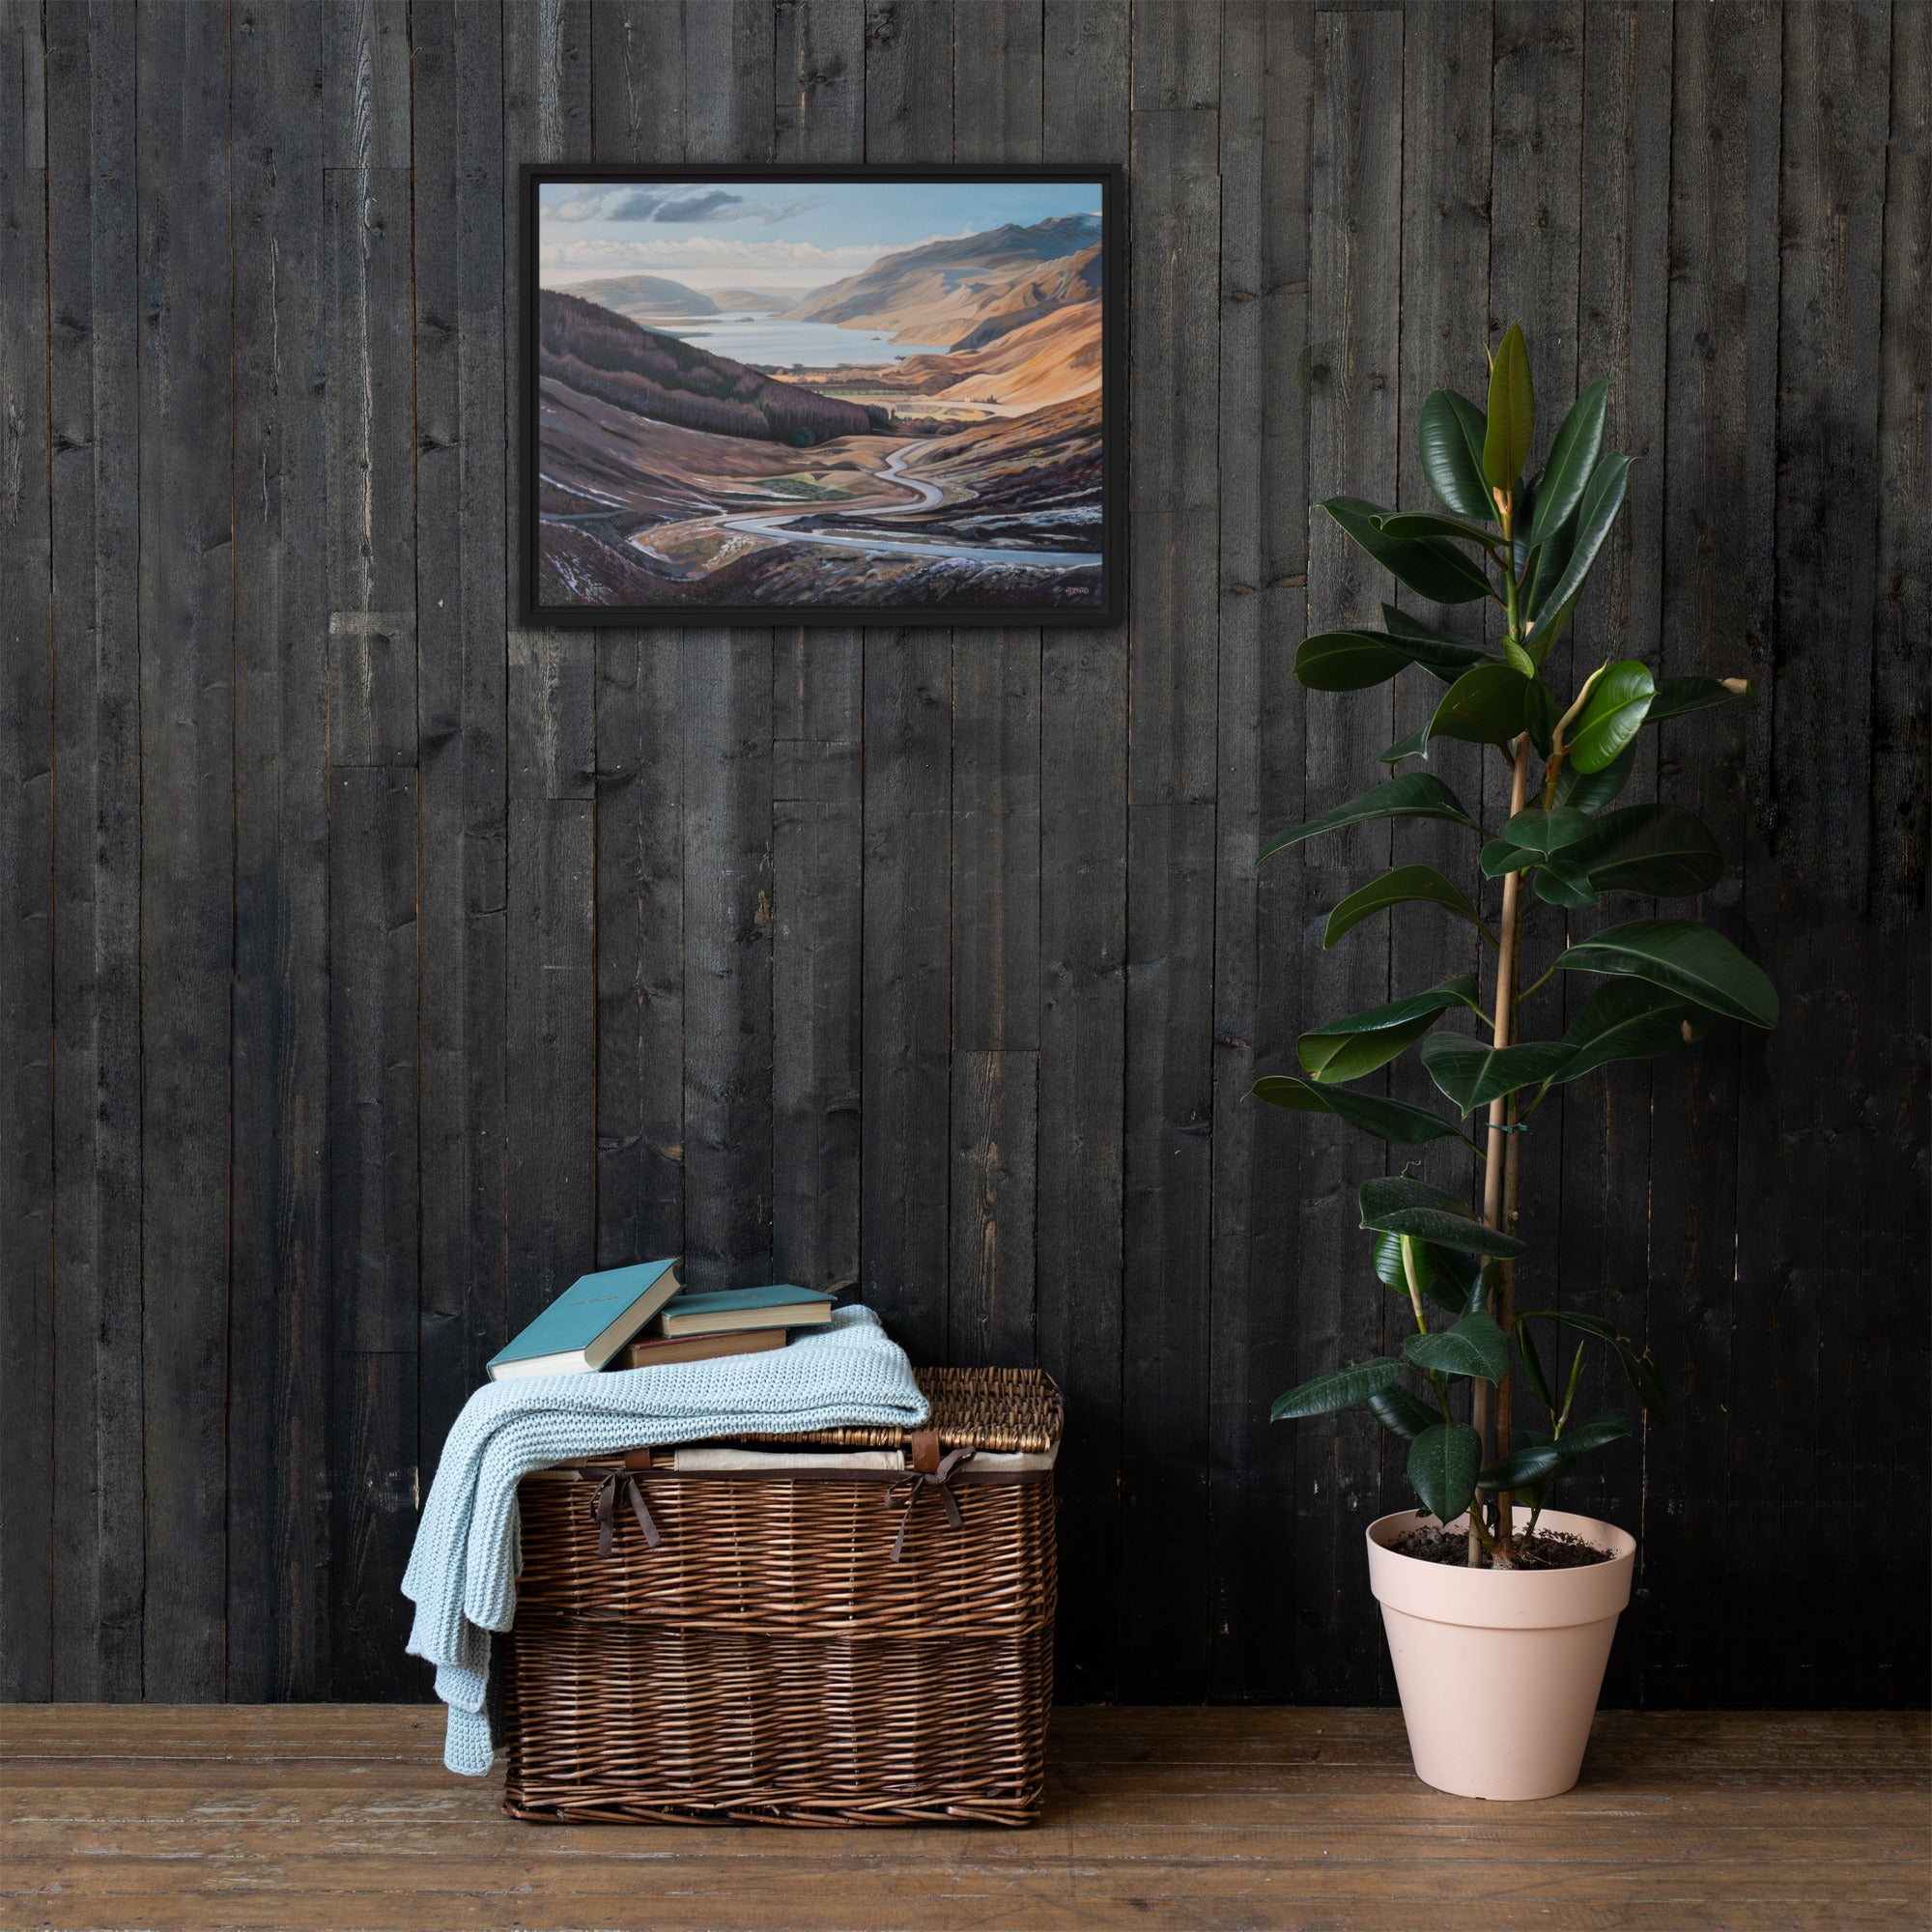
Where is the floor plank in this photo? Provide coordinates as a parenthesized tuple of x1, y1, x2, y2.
(1, 1708, 1924, 1932)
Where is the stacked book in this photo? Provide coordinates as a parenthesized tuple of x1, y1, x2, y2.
(486, 1258, 835, 1381)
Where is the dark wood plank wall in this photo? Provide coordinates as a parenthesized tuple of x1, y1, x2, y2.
(0, 0, 1924, 1709)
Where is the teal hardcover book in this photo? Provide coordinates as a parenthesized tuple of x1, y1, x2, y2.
(486, 1259, 683, 1380)
(658, 1284, 836, 1339)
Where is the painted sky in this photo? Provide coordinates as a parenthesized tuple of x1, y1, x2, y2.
(538, 178, 1104, 292)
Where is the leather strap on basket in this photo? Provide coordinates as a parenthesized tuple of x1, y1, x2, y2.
(886, 1445, 975, 1562)
(592, 1470, 663, 1556)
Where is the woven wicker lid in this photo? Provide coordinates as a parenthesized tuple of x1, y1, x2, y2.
(737, 1365, 1062, 1455)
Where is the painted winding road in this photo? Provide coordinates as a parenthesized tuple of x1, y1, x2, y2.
(716, 442, 1101, 571)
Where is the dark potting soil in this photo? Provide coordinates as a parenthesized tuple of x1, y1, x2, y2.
(1390, 1523, 1615, 1570)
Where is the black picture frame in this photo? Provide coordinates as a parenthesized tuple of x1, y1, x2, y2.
(520, 163, 1125, 628)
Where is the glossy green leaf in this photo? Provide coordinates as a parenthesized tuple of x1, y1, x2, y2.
(1523, 671, 1558, 753)
(1372, 510, 1507, 550)
(1556, 918, 1778, 1028)
(1532, 856, 1601, 908)
(1525, 507, 1576, 620)
(1379, 604, 1482, 648)
(1548, 980, 1707, 1086)
(1324, 864, 1492, 949)
(1552, 742, 1635, 812)
(1526, 381, 1608, 544)
(1526, 451, 1633, 629)
(1293, 631, 1414, 692)
(1375, 1233, 1485, 1317)
(1359, 1175, 1529, 1258)
(1483, 323, 1535, 492)
(1498, 806, 1596, 855)
(1251, 1075, 1467, 1147)
(1567, 804, 1723, 897)
(1372, 606, 1497, 684)
(1408, 1423, 1482, 1523)
(1258, 774, 1481, 867)
(1516, 1321, 1555, 1408)
(1418, 388, 1493, 520)
(1368, 1383, 1440, 1441)
(1406, 1309, 1512, 1382)
(1554, 1409, 1634, 1457)
(1271, 1356, 1406, 1422)
(1420, 1032, 1577, 1114)
(1568, 658, 1656, 773)
(1375, 1232, 1459, 1315)
(1481, 838, 1534, 879)
(1381, 725, 1430, 764)
(1297, 977, 1481, 1083)
(1648, 675, 1753, 723)
(1323, 497, 1495, 605)
(1295, 625, 1492, 693)
(1499, 1427, 1558, 1511)
(1521, 1309, 1670, 1420)
(1426, 663, 1533, 753)
(1477, 1438, 1567, 1491)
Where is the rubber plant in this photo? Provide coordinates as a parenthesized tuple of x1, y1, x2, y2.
(1258, 325, 1776, 1567)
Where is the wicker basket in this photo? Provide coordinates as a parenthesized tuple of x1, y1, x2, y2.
(500, 1366, 1060, 1827)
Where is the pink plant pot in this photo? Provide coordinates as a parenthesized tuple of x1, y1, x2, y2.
(1367, 1505, 1637, 1801)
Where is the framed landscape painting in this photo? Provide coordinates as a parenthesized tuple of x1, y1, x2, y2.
(522, 165, 1123, 626)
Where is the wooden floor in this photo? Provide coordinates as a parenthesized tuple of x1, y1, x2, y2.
(1, 1706, 1925, 1932)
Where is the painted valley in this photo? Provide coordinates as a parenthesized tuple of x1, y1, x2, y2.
(533, 179, 1108, 612)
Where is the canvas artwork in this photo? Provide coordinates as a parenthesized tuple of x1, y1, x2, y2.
(524, 167, 1122, 625)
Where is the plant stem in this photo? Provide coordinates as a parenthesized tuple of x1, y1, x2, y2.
(1475, 729, 1534, 1567)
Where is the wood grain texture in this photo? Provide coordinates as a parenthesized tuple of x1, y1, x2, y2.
(227, 0, 331, 1703)
(0, 0, 1925, 1711)
(412, 0, 511, 1486)
(2, 1706, 1926, 1932)
(134, 0, 232, 1701)
(44, 0, 143, 1704)
(1037, 0, 1128, 1703)
(0, 0, 52, 1707)
(858, 0, 954, 1368)
(1289, 3, 1405, 1705)
(771, 0, 865, 1298)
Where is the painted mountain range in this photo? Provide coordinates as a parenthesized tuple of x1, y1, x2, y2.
(534, 207, 1108, 613)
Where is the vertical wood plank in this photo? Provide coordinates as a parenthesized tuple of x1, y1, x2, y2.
(1738, 0, 1899, 1708)
(1872, 0, 1931, 935)
(1208, 0, 1315, 1706)
(1287, 2, 1404, 1705)
(772, 0, 865, 1296)
(1647, 0, 1781, 1708)
(1389, 0, 1491, 1196)
(1120, 0, 1220, 1701)
(227, 0, 332, 1701)
(323, 0, 420, 1705)
(137, 0, 232, 1700)
(46, 0, 144, 1702)
(414, 0, 512, 1494)
(1037, 0, 1129, 1703)
(327, 767, 419, 1694)
(1554, 0, 1673, 1692)
(589, 0, 687, 1280)
(860, 0, 953, 1360)
(1862, 0, 1932, 1699)
(325, 0, 416, 767)
(949, 0, 1042, 1367)
(678, 0, 777, 1294)
(505, 1, 599, 1322)
(0, 0, 51, 1702)
(1381, 3, 1492, 1697)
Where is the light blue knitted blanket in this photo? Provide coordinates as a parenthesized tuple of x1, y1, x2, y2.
(403, 1305, 928, 1774)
